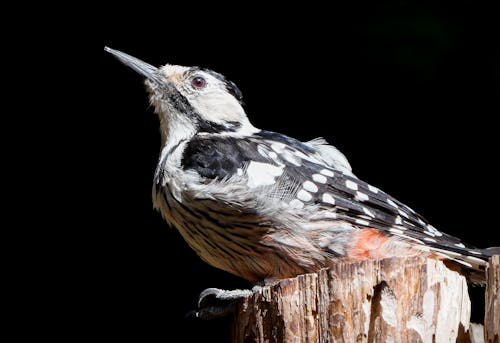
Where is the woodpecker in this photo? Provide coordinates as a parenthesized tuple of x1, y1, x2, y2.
(105, 47, 499, 316)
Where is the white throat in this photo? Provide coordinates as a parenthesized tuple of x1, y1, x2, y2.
(158, 107, 196, 152)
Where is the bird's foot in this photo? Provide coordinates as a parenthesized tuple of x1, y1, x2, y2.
(188, 288, 253, 320)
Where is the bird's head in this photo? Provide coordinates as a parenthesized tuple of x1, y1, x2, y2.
(105, 47, 257, 145)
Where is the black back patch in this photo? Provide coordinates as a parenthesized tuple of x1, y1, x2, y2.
(181, 135, 271, 180)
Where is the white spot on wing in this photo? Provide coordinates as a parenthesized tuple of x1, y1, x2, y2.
(246, 161, 283, 188)
(363, 207, 375, 217)
(292, 150, 310, 160)
(424, 237, 436, 243)
(426, 225, 442, 237)
(355, 219, 370, 226)
(398, 209, 409, 219)
(271, 142, 286, 153)
(390, 228, 404, 234)
(355, 191, 369, 201)
(387, 199, 398, 208)
(322, 193, 336, 205)
(455, 243, 465, 248)
(323, 212, 338, 219)
(395, 216, 402, 225)
(303, 181, 318, 193)
(297, 189, 312, 202)
(237, 168, 243, 176)
(320, 169, 334, 177)
(268, 151, 278, 159)
(405, 205, 416, 214)
(312, 174, 327, 184)
(289, 199, 304, 209)
(346, 180, 358, 191)
(368, 185, 379, 193)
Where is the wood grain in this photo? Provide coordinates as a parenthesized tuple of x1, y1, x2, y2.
(232, 256, 478, 343)
(485, 255, 499, 343)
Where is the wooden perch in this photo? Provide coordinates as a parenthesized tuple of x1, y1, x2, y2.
(232, 256, 500, 343)
(486, 255, 499, 343)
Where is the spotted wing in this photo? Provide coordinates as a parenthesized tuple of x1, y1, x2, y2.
(249, 132, 491, 264)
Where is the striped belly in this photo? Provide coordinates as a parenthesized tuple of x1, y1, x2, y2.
(155, 185, 281, 282)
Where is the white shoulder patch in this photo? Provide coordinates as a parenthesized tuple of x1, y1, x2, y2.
(305, 137, 354, 176)
(246, 161, 284, 188)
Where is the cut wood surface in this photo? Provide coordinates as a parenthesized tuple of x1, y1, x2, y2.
(232, 256, 485, 343)
(485, 255, 499, 343)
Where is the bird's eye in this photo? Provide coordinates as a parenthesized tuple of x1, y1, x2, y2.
(191, 76, 206, 89)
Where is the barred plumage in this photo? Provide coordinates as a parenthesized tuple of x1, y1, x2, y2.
(106, 47, 499, 286)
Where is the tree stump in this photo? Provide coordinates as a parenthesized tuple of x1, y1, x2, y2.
(232, 256, 476, 343)
(485, 255, 499, 343)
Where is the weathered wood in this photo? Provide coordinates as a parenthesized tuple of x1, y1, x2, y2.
(232, 256, 474, 343)
(485, 255, 500, 343)
(468, 323, 486, 343)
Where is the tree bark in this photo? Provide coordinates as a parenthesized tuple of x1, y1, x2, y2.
(485, 255, 499, 343)
(232, 256, 480, 343)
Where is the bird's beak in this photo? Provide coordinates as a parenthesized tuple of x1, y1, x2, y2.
(105, 46, 161, 83)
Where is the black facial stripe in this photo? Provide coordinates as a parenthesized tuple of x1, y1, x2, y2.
(162, 85, 241, 134)
(162, 85, 195, 114)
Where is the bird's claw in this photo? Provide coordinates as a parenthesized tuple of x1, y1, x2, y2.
(190, 288, 253, 320)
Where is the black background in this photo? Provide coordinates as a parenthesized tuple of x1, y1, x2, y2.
(102, 2, 499, 341)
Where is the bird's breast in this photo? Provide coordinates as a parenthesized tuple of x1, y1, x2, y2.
(153, 181, 279, 281)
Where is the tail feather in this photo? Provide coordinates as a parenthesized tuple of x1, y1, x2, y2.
(482, 247, 500, 257)
(421, 245, 500, 285)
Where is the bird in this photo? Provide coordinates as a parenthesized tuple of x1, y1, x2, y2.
(105, 47, 499, 318)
